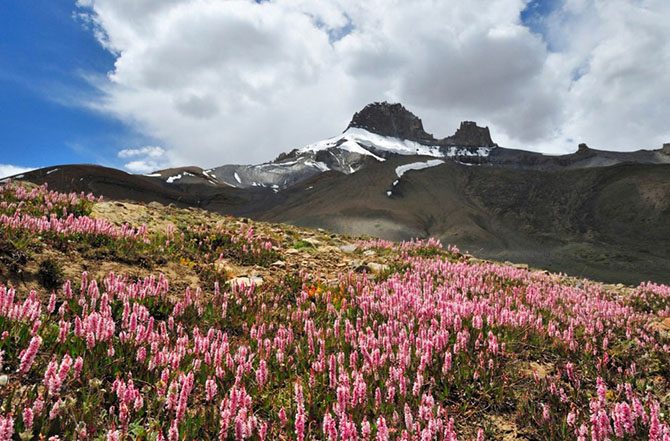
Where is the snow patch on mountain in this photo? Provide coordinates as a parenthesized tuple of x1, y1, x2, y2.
(165, 171, 197, 183)
(444, 147, 491, 157)
(344, 128, 443, 157)
(301, 127, 492, 160)
(156, 126, 493, 192)
(387, 160, 445, 197)
(300, 131, 387, 161)
(305, 160, 330, 172)
(395, 160, 445, 178)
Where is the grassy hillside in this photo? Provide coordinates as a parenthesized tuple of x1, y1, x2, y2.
(0, 181, 669, 440)
(20, 160, 670, 286)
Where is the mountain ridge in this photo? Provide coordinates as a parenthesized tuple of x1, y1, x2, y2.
(160, 101, 669, 190)
(347, 102, 497, 148)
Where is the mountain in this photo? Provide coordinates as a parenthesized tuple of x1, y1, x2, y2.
(345, 102, 497, 147)
(150, 102, 501, 190)
(8, 102, 670, 284)
(145, 101, 667, 190)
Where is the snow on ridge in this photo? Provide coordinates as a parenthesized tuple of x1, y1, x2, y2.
(299, 127, 492, 160)
(166, 174, 182, 183)
(444, 146, 491, 157)
(304, 160, 330, 172)
(202, 169, 218, 182)
(395, 160, 445, 179)
(345, 128, 443, 157)
(166, 171, 199, 184)
(299, 129, 388, 161)
(300, 127, 442, 158)
(335, 139, 386, 161)
(159, 130, 492, 193)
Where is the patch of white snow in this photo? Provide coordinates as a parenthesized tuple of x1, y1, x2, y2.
(395, 160, 445, 179)
(166, 174, 182, 183)
(304, 160, 330, 172)
(202, 169, 217, 180)
(346, 128, 444, 157)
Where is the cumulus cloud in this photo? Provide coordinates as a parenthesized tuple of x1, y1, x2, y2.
(118, 146, 165, 159)
(117, 145, 167, 173)
(78, 0, 670, 165)
(122, 160, 163, 174)
(543, 0, 670, 151)
(0, 164, 34, 179)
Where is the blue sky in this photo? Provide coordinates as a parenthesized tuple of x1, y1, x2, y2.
(0, 0, 147, 172)
(520, 0, 558, 36)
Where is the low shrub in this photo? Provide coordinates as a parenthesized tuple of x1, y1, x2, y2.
(37, 258, 64, 291)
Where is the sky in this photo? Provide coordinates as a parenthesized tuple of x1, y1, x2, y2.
(0, 0, 669, 176)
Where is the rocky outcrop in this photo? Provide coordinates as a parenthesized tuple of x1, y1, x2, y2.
(347, 102, 436, 144)
(443, 121, 497, 147)
(347, 102, 497, 148)
(663, 143, 670, 155)
(577, 143, 591, 154)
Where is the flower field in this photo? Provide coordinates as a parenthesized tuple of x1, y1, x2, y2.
(0, 182, 669, 440)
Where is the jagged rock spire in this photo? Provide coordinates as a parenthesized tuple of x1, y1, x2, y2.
(346, 102, 497, 148)
(449, 121, 495, 148)
(346, 102, 435, 144)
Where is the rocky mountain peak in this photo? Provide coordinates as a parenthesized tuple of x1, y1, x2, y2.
(346, 102, 436, 144)
(346, 102, 497, 148)
(577, 143, 591, 154)
(445, 121, 496, 148)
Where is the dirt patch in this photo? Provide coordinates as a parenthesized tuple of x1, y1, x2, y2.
(486, 415, 529, 440)
(518, 361, 554, 380)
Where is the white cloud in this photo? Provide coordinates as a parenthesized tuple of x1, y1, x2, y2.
(117, 145, 167, 173)
(543, 0, 670, 151)
(78, 0, 670, 166)
(0, 164, 34, 179)
(118, 146, 165, 159)
(122, 160, 163, 174)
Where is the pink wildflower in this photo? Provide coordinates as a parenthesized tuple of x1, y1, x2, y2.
(376, 416, 389, 441)
(0, 414, 13, 441)
(18, 335, 41, 374)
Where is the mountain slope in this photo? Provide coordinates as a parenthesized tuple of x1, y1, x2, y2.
(255, 158, 670, 285)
